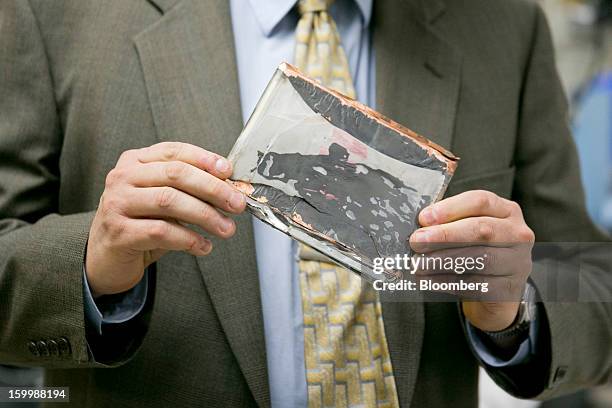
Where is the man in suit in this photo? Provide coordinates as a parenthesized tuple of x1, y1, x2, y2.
(0, 0, 610, 407)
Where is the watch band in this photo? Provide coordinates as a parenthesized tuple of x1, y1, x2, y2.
(480, 282, 537, 353)
(485, 281, 537, 334)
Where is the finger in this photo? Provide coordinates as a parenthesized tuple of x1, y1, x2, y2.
(118, 218, 213, 256)
(135, 142, 233, 180)
(127, 161, 246, 214)
(123, 187, 236, 239)
(410, 217, 513, 252)
(419, 190, 517, 226)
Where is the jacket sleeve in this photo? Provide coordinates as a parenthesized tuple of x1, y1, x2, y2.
(478, 2, 612, 399)
(0, 0, 151, 368)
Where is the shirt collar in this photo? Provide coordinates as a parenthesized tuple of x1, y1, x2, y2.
(247, 0, 373, 37)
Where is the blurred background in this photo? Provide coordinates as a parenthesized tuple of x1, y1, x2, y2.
(1, 0, 611, 407)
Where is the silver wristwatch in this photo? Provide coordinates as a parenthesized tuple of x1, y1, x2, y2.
(485, 281, 537, 339)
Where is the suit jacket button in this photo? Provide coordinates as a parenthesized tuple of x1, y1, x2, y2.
(27, 341, 40, 357)
(47, 339, 59, 356)
(36, 340, 49, 357)
(57, 337, 71, 356)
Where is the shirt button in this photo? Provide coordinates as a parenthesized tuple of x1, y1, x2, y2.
(27, 341, 40, 357)
(36, 340, 49, 357)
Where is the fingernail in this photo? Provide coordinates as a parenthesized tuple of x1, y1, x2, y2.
(200, 239, 212, 255)
(230, 192, 245, 210)
(420, 207, 436, 225)
(215, 158, 230, 173)
(412, 229, 433, 243)
(220, 218, 235, 235)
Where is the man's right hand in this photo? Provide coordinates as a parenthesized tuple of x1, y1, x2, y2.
(86, 142, 246, 298)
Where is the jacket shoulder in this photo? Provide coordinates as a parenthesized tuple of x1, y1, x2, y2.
(445, 0, 540, 20)
(439, 0, 544, 72)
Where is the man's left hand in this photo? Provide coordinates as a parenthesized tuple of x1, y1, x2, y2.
(409, 190, 535, 332)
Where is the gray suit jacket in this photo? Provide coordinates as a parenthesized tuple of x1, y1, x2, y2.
(1, 0, 610, 407)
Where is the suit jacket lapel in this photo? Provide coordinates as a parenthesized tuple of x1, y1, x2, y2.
(375, 0, 461, 406)
(146, 0, 181, 13)
(135, 1, 270, 406)
(375, 0, 461, 151)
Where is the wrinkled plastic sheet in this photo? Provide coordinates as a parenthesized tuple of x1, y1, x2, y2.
(228, 63, 458, 282)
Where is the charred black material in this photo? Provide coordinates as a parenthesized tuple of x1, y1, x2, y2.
(288, 75, 449, 172)
(253, 143, 429, 259)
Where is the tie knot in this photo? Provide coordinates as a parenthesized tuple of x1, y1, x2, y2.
(297, 0, 331, 14)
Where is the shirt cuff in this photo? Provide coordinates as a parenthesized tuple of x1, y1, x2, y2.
(83, 267, 149, 336)
(465, 306, 540, 368)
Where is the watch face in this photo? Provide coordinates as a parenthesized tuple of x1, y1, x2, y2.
(524, 281, 537, 301)
(521, 282, 538, 323)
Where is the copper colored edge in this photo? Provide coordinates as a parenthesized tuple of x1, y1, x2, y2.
(279, 62, 459, 174)
(228, 180, 254, 194)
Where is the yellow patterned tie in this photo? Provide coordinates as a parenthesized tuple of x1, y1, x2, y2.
(294, 0, 356, 99)
(294, 2, 400, 407)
